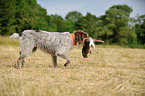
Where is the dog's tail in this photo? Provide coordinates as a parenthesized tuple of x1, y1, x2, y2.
(9, 33, 20, 39)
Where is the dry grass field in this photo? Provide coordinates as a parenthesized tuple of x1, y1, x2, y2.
(0, 36, 145, 96)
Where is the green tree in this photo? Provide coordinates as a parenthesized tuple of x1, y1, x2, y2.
(0, 0, 49, 35)
(34, 4, 49, 31)
(64, 20, 75, 33)
(97, 4, 135, 45)
(15, 0, 49, 32)
(75, 12, 98, 38)
(0, 0, 16, 35)
(135, 15, 145, 44)
(65, 11, 82, 21)
(47, 14, 65, 32)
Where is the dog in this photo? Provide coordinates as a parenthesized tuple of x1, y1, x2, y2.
(10, 30, 104, 68)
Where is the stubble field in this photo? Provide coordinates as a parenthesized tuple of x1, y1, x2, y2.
(0, 36, 145, 96)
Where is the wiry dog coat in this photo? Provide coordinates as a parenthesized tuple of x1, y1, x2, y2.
(10, 30, 90, 68)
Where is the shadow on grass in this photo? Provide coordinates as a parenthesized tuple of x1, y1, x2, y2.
(7, 63, 17, 68)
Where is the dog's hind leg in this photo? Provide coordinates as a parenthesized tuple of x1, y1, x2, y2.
(17, 48, 34, 68)
(57, 54, 72, 67)
(18, 45, 35, 68)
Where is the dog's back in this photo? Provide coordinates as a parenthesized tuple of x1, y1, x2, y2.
(20, 30, 73, 55)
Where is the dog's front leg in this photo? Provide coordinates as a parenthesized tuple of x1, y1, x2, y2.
(57, 54, 71, 67)
(52, 55, 57, 68)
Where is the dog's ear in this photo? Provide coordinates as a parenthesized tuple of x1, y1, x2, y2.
(82, 38, 90, 58)
(73, 30, 89, 45)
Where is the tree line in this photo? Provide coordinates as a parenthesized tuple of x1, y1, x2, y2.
(0, 0, 145, 46)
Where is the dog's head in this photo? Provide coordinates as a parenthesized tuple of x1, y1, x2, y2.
(73, 30, 89, 45)
(73, 30, 104, 58)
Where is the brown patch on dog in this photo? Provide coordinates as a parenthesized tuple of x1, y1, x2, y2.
(73, 30, 89, 45)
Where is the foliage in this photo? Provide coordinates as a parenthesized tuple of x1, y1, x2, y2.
(64, 20, 75, 33)
(135, 15, 145, 44)
(94, 4, 136, 45)
(0, 1, 145, 46)
(47, 14, 65, 32)
(75, 12, 98, 38)
(0, 0, 49, 35)
(65, 11, 83, 21)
